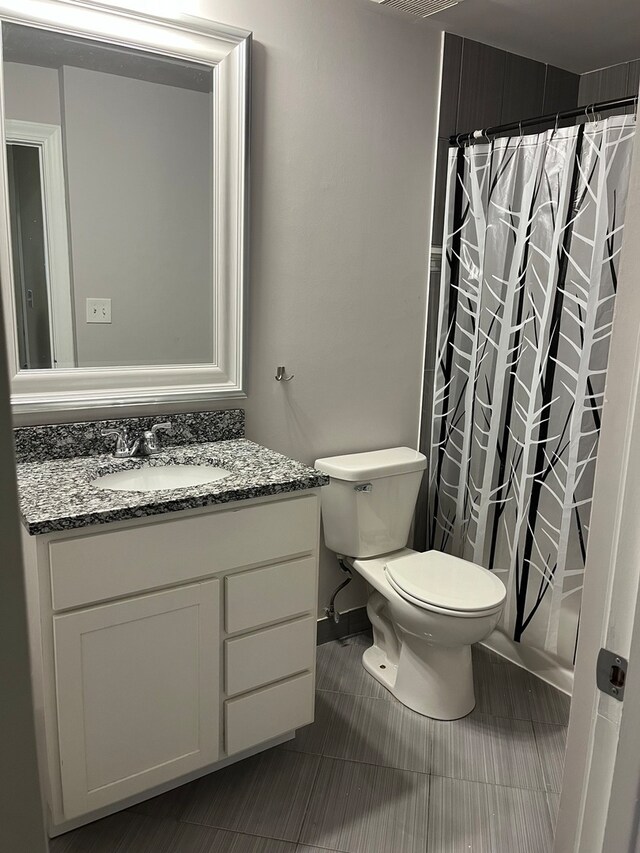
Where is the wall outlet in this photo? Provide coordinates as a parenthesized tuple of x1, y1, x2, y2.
(86, 298, 112, 324)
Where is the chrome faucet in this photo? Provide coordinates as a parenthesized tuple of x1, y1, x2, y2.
(101, 421, 172, 458)
(101, 427, 140, 458)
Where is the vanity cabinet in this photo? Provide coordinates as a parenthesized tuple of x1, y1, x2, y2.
(22, 491, 320, 835)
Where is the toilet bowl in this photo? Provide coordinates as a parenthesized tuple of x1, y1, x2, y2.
(315, 448, 507, 720)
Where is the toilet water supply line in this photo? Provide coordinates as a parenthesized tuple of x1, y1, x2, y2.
(325, 557, 353, 623)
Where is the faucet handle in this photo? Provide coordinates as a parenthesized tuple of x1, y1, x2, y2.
(151, 421, 173, 435)
(101, 427, 132, 458)
(140, 421, 172, 456)
(151, 421, 172, 436)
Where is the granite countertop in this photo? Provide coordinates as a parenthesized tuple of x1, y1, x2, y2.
(17, 439, 329, 535)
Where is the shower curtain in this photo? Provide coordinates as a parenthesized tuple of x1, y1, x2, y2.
(429, 115, 636, 665)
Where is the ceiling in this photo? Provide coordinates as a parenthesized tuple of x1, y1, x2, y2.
(374, 0, 640, 74)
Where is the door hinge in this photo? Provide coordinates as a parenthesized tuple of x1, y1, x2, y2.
(596, 648, 628, 701)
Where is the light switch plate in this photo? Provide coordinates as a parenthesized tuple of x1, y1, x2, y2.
(86, 298, 112, 324)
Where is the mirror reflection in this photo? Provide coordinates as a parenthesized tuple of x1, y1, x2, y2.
(3, 23, 214, 370)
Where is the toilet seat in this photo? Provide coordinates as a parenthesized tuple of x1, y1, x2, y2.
(384, 551, 506, 617)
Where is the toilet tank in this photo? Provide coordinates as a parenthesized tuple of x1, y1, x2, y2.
(314, 447, 427, 558)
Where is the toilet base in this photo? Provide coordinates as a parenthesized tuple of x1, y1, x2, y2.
(362, 643, 398, 694)
(362, 635, 476, 721)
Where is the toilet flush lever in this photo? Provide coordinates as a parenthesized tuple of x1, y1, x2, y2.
(354, 483, 372, 493)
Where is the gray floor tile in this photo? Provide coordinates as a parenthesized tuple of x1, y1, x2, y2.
(50, 812, 298, 852)
(428, 776, 555, 853)
(547, 792, 561, 828)
(473, 645, 570, 727)
(128, 781, 195, 821)
(300, 757, 429, 853)
(473, 650, 535, 720)
(528, 679, 571, 726)
(430, 710, 546, 790)
(533, 723, 567, 793)
(321, 691, 432, 774)
(315, 633, 388, 700)
(427, 774, 491, 852)
(179, 749, 320, 842)
(49, 811, 134, 853)
(486, 781, 555, 852)
(296, 848, 348, 853)
(281, 690, 335, 756)
(473, 644, 508, 667)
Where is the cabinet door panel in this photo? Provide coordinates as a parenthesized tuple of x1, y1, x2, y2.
(53, 581, 219, 819)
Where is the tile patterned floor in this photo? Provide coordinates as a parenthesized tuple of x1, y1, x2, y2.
(50, 632, 569, 853)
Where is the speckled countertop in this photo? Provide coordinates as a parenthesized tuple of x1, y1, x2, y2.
(17, 439, 329, 535)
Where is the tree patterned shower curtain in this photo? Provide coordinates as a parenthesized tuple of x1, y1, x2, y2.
(429, 115, 636, 665)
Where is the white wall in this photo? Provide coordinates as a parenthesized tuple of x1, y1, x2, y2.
(13, 0, 443, 616)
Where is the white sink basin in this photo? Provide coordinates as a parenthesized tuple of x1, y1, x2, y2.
(92, 464, 230, 492)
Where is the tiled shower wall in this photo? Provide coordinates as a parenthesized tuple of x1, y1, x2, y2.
(579, 58, 640, 110)
(431, 36, 580, 248)
(416, 36, 580, 550)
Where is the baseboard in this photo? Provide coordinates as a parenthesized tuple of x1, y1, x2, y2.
(316, 606, 371, 645)
(481, 628, 574, 697)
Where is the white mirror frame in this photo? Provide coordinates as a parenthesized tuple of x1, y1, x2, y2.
(0, 0, 250, 414)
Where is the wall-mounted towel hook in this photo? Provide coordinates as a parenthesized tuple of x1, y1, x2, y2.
(275, 365, 294, 381)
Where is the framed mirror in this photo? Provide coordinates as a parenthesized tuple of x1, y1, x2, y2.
(0, 1, 250, 413)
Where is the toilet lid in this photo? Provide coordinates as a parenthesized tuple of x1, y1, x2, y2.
(385, 551, 506, 613)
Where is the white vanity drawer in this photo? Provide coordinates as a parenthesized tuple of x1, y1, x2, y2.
(49, 495, 318, 611)
(225, 615, 315, 697)
(225, 671, 314, 756)
(225, 556, 316, 634)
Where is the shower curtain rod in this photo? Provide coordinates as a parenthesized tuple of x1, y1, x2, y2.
(450, 95, 638, 146)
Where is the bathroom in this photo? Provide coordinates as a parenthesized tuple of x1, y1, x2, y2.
(2, 0, 640, 850)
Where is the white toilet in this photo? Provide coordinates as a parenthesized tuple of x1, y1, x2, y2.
(315, 447, 507, 720)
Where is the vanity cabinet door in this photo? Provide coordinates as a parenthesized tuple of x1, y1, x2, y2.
(53, 580, 220, 820)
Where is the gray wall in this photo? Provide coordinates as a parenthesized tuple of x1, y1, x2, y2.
(13, 0, 442, 619)
(0, 285, 48, 849)
(4, 61, 60, 125)
(4, 61, 214, 368)
(62, 66, 213, 367)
